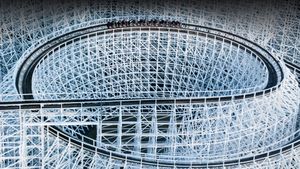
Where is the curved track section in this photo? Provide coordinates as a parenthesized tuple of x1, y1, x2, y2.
(15, 23, 281, 99)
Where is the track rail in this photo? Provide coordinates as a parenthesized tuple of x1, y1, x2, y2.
(0, 90, 277, 110)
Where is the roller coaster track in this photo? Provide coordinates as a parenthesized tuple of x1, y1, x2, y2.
(3, 22, 298, 168)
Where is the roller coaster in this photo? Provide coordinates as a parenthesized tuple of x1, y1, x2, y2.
(0, 1, 300, 168)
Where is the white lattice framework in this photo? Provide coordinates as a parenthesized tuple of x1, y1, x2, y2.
(1, 0, 300, 168)
(31, 27, 269, 99)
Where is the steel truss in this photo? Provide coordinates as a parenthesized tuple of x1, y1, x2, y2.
(1, 0, 300, 168)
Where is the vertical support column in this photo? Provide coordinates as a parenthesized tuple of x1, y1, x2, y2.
(168, 103, 177, 157)
(20, 110, 43, 168)
(148, 104, 158, 156)
(134, 103, 142, 153)
(117, 106, 122, 152)
(19, 109, 26, 168)
(97, 113, 102, 148)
